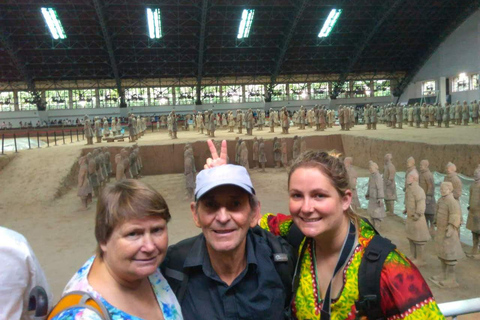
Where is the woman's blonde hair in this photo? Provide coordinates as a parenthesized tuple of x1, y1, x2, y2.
(95, 179, 171, 257)
(288, 150, 358, 226)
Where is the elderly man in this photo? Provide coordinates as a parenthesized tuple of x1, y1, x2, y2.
(161, 141, 294, 320)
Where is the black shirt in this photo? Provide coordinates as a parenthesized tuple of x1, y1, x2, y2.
(162, 230, 287, 320)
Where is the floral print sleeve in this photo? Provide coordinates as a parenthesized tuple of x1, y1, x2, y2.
(259, 213, 294, 236)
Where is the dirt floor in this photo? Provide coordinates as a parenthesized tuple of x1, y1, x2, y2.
(1, 122, 480, 319)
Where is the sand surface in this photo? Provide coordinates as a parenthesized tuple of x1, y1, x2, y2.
(1, 122, 480, 318)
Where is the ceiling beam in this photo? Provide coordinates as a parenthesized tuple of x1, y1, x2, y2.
(393, 2, 479, 100)
(268, 0, 310, 96)
(92, 0, 125, 107)
(196, 0, 209, 105)
(332, 0, 404, 98)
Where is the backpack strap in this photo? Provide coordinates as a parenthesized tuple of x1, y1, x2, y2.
(285, 222, 305, 252)
(161, 237, 197, 303)
(355, 231, 396, 320)
(47, 291, 110, 320)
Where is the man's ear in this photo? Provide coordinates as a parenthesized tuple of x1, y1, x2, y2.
(249, 201, 261, 228)
(191, 202, 201, 228)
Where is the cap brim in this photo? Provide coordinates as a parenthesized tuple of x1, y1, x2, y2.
(195, 181, 255, 201)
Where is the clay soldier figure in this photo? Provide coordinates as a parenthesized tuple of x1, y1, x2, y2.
(171, 110, 178, 139)
(103, 147, 112, 182)
(444, 162, 463, 224)
(390, 105, 397, 128)
(344, 106, 351, 131)
(300, 136, 307, 154)
(420, 103, 428, 128)
(87, 152, 100, 197)
(204, 111, 210, 136)
(132, 115, 138, 140)
(115, 153, 125, 181)
(228, 111, 235, 132)
(252, 137, 259, 169)
(370, 105, 378, 130)
(258, 110, 265, 131)
(404, 156, 418, 192)
(328, 108, 335, 128)
(320, 107, 326, 131)
(299, 106, 306, 130)
(129, 147, 138, 179)
(258, 138, 267, 172)
(419, 160, 436, 235)
(292, 136, 300, 160)
(128, 114, 136, 142)
(234, 137, 241, 165)
(415, 103, 421, 128)
(364, 105, 371, 129)
(338, 107, 345, 130)
(197, 113, 204, 134)
(281, 138, 288, 169)
(403, 105, 409, 126)
(429, 104, 436, 127)
(344, 157, 361, 211)
(111, 117, 117, 136)
(396, 104, 403, 129)
(269, 108, 275, 133)
(77, 155, 92, 210)
(444, 103, 451, 128)
(454, 101, 461, 125)
(466, 166, 480, 258)
(184, 147, 196, 200)
(94, 117, 102, 143)
(236, 109, 243, 134)
(121, 148, 132, 179)
(462, 101, 469, 125)
(246, 109, 254, 135)
(436, 104, 444, 127)
(471, 100, 479, 124)
(209, 110, 216, 138)
(103, 117, 109, 138)
(115, 117, 122, 134)
(383, 153, 397, 215)
(222, 112, 228, 128)
(274, 109, 280, 127)
(273, 137, 281, 168)
(239, 141, 249, 170)
(404, 170, 430, 267)
(94, 149, 105, 186)
(408, 105, 414, 127)
(366, 161, 386, 230)
(281, 107, 290, 134)
(430, 182, 465, 288)
(314, 106, 320, 131)
(84, 116, 94, 145)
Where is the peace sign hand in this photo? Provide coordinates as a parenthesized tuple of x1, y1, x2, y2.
(204, 139, 228, 169)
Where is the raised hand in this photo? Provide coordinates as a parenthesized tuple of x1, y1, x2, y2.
(204, 139, 228, 169)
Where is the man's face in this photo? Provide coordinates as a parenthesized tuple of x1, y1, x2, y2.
(440, 184, 451, 197)
(191, 185, 260, 255)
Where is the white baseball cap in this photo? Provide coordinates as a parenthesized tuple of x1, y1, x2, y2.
(195, 164, 255, 201)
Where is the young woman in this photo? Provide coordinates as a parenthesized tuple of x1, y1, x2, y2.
(205, 140, 444, 320)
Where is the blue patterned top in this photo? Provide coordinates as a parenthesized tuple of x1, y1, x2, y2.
(53, 256, 183, 320)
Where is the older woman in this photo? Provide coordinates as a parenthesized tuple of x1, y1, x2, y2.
(54, 180, 183, 320)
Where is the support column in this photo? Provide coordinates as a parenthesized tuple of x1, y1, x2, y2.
(439, 77, 447, 106)
(171, 86, 176, 107)
(68, 89, 73, 109)
(241, 85, 246, 103)
(13, 91, 19, 111)
(307, 83, 311, 100)
(95, 88, 100, 108)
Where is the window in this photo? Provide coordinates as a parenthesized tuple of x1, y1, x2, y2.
(221, 85, 242, 103)
(72, 89, 95, 109)
(245, 85, 264, 102)
(0, 92, 14, 112)
(311, 82, 329, 99)
(150, 87, 172, 106)
(46, 90, 68, 109)
(422, 80, 436, 96)
(373, 80, 390, 97)
(18, 91, 37, 111)
(202, 86, 220, 104)
(353, 81, 371, 98)
(125, 88, 148, 107)
(452, 73, 469, 92)
(290, 83, 309, 100)
(175, 87, 196, 105)
(471, 74, 479, 90)
(99, 89, 119, 108)
(336, 81, 349, 99)
(270, 84, 287, 101)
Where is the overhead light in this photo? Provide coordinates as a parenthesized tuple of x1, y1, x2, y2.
(41, 7, 67, 39)
(318, 9, 342, 38)
(237, 9, 255, 39)
(147, 8, 162, 39)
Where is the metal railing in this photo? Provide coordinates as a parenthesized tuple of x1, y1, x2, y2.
(438, 297, 480, 319)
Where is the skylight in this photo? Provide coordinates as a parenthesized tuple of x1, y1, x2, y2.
(237, 9, 255, 39)
(147, 8, 162, 39)
(41, 7, 66, 39)
(318, 9, 342, 38)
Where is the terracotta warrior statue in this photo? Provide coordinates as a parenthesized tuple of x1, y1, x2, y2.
(77, 155, 92, 210)
(281, 138, 288, 169)
(408, 105, 414, 127)
(420, 103, 428, 129)
(269, 108, 275, 133)
(344, 157, 360, 211)
(273, 137, 281, 168)
(471, 100, 479, 124)
(171, 110, 178, 139)
(430, 182, 465, 288)
(383, 153, 397, 215)
(84, 116, 94, 145)
(94, 117, 102, 143)
(281, 107, 290, 134)
(436, 104, 444, 127)
(258, 138, 266, 172)
(239, 141, 249, 170)
(252, 137, 259, 169)
(404, 170, 430, 267)
(404, 156, 418, 192)
(444, 162, 463, 204)
(228, 111, 235, 132)
(366, 161, 386, 230)
(209, 110, 216, 138)
(462, 101, 469, 126)
(128, 113, 136, 142)
(419, 159, 436, 235)
(115, 153, 125, 181)
(246, 109, 254, 135)
(466, 166, 480, 258)
(87, 152, 99, 197)
(236, 109, 244, 134)
(443, 103, 451, 128)
(235, 137, 242, 165)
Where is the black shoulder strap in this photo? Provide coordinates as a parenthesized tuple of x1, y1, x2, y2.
(161, 237, 197, 303)
(285, 222, 305, 252)
(356, 220, 396, 320)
